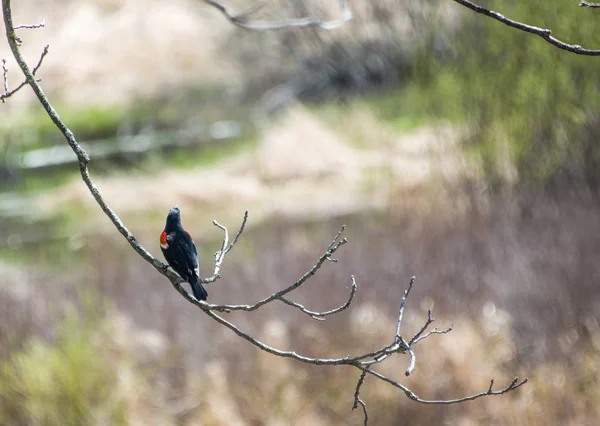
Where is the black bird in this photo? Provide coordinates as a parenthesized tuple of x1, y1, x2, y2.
(160, 207, 208, 301)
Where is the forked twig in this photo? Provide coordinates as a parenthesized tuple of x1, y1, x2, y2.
(203, 0, 352, 31)
(0, 44, 48, 101)
(206, 210, 249, 282)
(277, 275, 357, 321)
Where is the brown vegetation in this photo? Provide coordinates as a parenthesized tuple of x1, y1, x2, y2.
(1, 190, 599, 424)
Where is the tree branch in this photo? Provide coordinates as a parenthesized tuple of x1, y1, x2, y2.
(409, 309, 453, 346)
(205, 211, 249, 283)
(202, 0, 352, 31)
(14, 17, 44, 30)
(198, 269, 527, 424)
(452, 0, 600, 55)
(579, 1, 600, 8)
(200, 225, 348, 312)
(2, 1, 527, 424)
(1, 58, 7, 99)
(0, 44, 48, 102)
(277, 274, 357, 321)
(361, 366, 527, 404)
(352, 368, 369, 426)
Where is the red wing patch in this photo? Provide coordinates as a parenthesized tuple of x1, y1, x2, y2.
(160, 231, 168, 248)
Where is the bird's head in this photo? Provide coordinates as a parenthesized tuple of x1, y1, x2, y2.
(165, 206, 182, 231)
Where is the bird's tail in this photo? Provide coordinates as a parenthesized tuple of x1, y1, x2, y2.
(190, 276, 208, 301)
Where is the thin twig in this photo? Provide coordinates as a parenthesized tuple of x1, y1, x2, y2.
(352, 368, 369, 426)
(203, 307, 374, 365)
(355, 399, 368, 426)
(203, 0, 352, 31)
(408, 309, 453, 346)
(579, 1, 600, 8)
(411, 325, 454, 346)
(361, 366, 528, 404)
(395, 276, 415, 339)
(202, 226, 348, 312)
(206, 211, 249, 282)
(452, 0, 600, 55)
(31, 45, 48, 74)
(277, 275, 357, 320)
(1, 58, 7, 102)
(14, 17, 44, 29)
(362, 276, 415, 365)
(0, 44, 48, 101)
(408, 309, 434, 345)
(405, 346, 416, 376)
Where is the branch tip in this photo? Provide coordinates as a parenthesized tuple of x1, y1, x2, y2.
(14, 17, 45, 30)
(452, 0, 600, 55)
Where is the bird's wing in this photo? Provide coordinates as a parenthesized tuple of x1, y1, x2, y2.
(163, 233, 187, 276)
(181, 231, 200, 277)
(185, 231, 198, 256)
(167, 231, 200, 280)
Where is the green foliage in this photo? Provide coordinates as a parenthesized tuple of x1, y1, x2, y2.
(158, 134, 258, 170)
(0, 83, 248, 152)
(0, 304, 126, 426)
(4, 105, 124, 150)
(412, 1, 600, 190)
(313, 86, 430, 137)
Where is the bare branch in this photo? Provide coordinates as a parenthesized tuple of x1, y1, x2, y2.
(409, 309, 434, 345)
(452, 0, 600, 55)
(205, 211, 249, 283)
(411, 325, 454, 346)
(405, 346, 416, 376)
(194, 275, 415, 366)
(277, 275, 357, 320)
(202, 0, 352, 31)
(14, 17, 44, 29)
(196, 273, 527, 414)
(580, 1, 600, 8)
(361, 366, 528, 404)
(395, 276, 415, 338)
(407, 309, 453, 347)
(0, 44, 48, 101)
(30, 45, 48, 74)
(352, 368, 369, 426)
(202, 225, 348, 312)
(203, 307, 371, 365)
(1, 58, 7, 101)
(355, 398, 368, 426)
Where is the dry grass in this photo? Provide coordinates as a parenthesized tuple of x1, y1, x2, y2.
(2, 191, 600, 425)
(0, 0, 236, 110)
(2, 95, 598, 423)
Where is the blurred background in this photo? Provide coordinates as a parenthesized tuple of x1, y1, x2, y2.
(1, 0, 600, 424)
